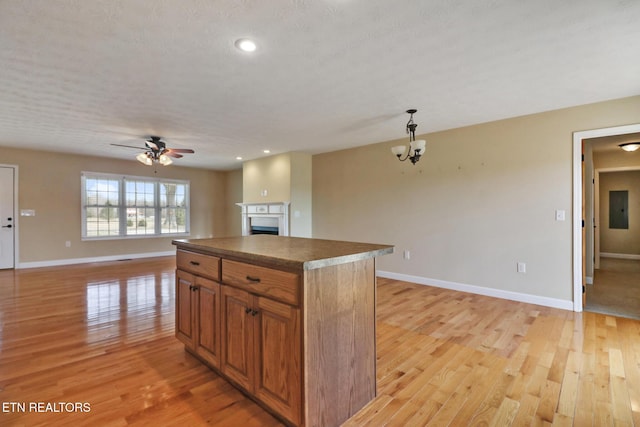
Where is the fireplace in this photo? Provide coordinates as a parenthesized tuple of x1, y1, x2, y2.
(237, 202, 290, 236)
(250, 217, 279, 235)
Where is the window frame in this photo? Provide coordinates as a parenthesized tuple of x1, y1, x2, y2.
(81, 171, 191, 240)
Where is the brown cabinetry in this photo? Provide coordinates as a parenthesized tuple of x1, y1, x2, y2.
(175, 269, 195, 346)
(221, 271, 301, 425)
(175, 251, 222, 368)
(174, 236, 394, 427)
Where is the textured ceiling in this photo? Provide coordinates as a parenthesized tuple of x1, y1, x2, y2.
(1, 0, 639, 170)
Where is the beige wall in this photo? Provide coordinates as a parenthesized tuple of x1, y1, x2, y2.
(594, 147, 640, 169)
(599, 171, 640, 255)
(243, 153, 291, 203)
(225, 168, 244, 237)
(313, 95, 640, 303)
(2, 147, 236, 265)
(289, 152, 312, 237)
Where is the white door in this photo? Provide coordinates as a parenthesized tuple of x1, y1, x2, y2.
(0, 166, 15, 269)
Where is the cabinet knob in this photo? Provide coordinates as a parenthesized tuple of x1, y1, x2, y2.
(251, 310, 259, 316)
(245, 307, 252, 314)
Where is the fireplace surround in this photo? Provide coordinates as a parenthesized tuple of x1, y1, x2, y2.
(237, 202, 290, 236)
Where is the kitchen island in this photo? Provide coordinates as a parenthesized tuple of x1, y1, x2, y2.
(173, 235, 393, 427)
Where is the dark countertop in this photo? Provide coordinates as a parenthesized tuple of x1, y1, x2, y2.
(173, 235, 394, 271)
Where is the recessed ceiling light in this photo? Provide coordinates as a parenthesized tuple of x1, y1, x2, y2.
(235, 38, 257, 52)
(263, 150, 270, 154)
(236, 156, 243, 160)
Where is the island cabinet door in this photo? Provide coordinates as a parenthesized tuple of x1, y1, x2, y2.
(194, 276, 221, 368)
(175, 270, 196, 348)
(254, 296, 302, 426)
(221, 285, 255, 392)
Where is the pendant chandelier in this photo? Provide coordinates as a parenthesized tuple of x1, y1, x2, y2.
(391, 109, 426, 165)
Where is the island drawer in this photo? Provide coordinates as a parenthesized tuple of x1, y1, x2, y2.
(177, 250, 220, 281)
(222, 260, 300, 306)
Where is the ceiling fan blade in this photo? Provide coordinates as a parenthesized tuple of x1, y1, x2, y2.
(111, 143, 145, 150)
(168, 148, 195, 154)
(165, 152, 183, 158)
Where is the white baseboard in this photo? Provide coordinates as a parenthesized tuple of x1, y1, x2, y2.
(600, 252, 640, 260)
(377, 270, 574, 311)
(17, 251, 175, 269)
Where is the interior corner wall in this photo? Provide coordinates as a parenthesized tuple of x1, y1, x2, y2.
(312, 95, 640, 305)
(224, 168, 244, 237)
(1, 146, 232, 265)
(289, 152, 312, 238)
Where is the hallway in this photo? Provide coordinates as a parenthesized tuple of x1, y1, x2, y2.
(586, 257, 640, 320)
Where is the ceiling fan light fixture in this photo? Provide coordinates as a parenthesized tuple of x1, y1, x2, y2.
(136, 152, 153, 166)
(159, 154, 173, 166)
(619, 142, 640, 152)
(112, 136, 194, 166)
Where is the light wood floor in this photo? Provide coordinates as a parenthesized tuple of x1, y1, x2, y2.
(1, 258, 639, 426)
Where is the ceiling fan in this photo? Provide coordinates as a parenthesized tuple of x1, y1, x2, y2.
(111, 136, 195, 166)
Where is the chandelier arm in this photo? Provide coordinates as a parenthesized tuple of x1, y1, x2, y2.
(396, 146, 411, 161)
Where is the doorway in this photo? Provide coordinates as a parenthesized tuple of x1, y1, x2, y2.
(573, 125, 640, 312)
(587, 166, 640, 319)
(0, 165, 17, 269)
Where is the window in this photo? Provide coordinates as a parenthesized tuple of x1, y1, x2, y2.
(82, 172, 190, 239)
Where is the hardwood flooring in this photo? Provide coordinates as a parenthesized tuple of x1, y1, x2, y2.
(1, 257, 640, 426)
(0, 258, 282, 427)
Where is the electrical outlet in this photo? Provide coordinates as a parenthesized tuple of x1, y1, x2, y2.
(517, 262, 526, 273)
(65, 241, 71, 248)
(403, 250, 410, 260)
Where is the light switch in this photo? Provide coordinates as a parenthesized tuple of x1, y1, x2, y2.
(555, 210, 565, 221)
(20, 209, 35, 217)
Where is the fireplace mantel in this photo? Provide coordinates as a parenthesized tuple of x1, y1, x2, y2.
(236, 202, 290, 236)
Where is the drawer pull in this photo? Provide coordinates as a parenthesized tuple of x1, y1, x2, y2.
(245, 307, 252, 314)
(190, 261, 200, 266)
(246, 275, 261, 283)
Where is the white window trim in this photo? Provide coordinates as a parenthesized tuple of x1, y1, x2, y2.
(81, 171, 191, 241)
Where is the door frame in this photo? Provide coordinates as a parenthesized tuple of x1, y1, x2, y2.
(573, 124, 640, 311)
(0, 164, 18, 269)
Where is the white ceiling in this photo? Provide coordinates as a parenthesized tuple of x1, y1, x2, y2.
(1, 0, 639, 170)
